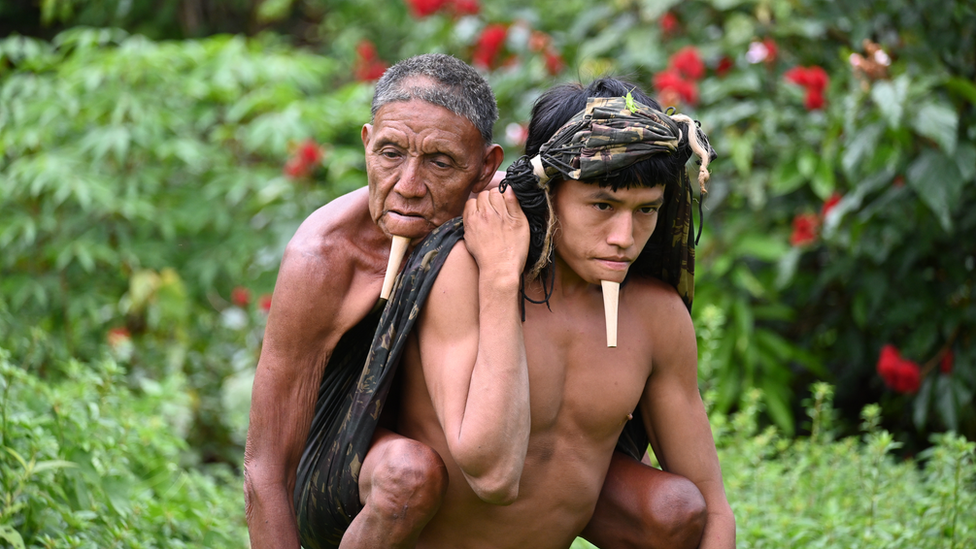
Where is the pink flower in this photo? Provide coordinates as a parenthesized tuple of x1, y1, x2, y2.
(472, 24, 508, 69)
(790, 213, 819, 246)
(528, 31, 550, 52)
(877, 344, 922, 393)
(232, 286, 251, 307)
(659, 12, 679, 34)
(821, 192, 842, 218)
(259, 294, 273, 314)
(670, 46, 704, 81)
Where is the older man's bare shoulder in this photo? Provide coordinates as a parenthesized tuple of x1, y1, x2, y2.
(270, 188, 387, 331)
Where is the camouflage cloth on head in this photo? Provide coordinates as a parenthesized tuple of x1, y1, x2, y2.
(294, 218, 464, 549)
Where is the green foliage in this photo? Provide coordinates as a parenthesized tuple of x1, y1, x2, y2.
(0, 347, 248, 547)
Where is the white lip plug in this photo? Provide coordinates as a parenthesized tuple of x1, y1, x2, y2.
(601, 280, 619, 348)
(380, 235, 410, 300)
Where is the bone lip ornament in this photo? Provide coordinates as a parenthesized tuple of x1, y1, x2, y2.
(380, 235, 410, 300)
(601, 280, 619, 348)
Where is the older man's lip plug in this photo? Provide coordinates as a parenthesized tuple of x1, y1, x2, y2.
(380, 235, 410, 300)
(602, 280, 619, 348)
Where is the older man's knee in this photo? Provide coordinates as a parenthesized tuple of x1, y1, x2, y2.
(368, 439, 448, 522)
(646, 476, 707, 549)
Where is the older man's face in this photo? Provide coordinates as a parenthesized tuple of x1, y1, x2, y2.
(362, 98, 494, 242)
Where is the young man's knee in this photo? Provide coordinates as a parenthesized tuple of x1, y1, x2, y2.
(369, 439, 449, 516)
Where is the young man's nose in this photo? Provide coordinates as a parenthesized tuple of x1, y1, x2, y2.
(606, 213, 635, 249)
(393, 158, 428, 199)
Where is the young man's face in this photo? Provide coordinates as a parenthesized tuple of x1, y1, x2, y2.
(551, 178, 665, 285)
(362, 97, 500, 242)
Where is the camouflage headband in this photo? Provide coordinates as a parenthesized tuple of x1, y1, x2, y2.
(500, 95, 715, 310)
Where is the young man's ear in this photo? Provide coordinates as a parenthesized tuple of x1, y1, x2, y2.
(474, 144, 505, 193)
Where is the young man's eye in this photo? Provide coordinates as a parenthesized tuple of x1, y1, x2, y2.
(639, 206, 659, 214)
(595, 203, 612, 211)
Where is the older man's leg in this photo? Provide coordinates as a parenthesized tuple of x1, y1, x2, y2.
(580, 451, 707, 549)
(340, 429, 448, 548)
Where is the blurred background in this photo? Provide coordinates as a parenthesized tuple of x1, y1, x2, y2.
(1, 0, 973, 547)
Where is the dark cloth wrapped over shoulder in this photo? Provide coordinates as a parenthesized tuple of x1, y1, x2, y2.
(293, 218, 463, 549)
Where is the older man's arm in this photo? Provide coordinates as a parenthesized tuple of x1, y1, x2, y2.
(244, 192, 381, 549)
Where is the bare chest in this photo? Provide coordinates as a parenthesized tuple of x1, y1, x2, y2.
(521, 303, 653, 440)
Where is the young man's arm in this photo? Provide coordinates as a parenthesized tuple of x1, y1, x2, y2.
(416, 188, 531, 504)
(640, 289, 736, 549)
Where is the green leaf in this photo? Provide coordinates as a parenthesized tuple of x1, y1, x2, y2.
(870, 77, 908, 129)
(841, 122, 884, 176)
(910, 100, 958, 155)
(0, 525, 25, 549)
(945, 76, 976, 105)
(906, 148, 965, 232)
(32, 459, 78, 473)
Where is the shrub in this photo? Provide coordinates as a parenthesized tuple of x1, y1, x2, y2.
(0, 347, 248, 548)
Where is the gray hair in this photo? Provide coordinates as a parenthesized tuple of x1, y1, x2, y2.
(371, 53, 498, 145)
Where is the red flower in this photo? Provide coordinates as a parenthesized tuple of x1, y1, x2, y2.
(785, 65, 829, 111)
(659, 12, 679, 34)
(670, 46, 704, 81)
(784, 66, 812, 87)
(285, 139, 324, 178)
(821, 192, 842, 218)
(877, 344, 922, 393)
(354, 40, 388, 82)
(544, 48, 565, 76)
(473, 24, 508, 69)
(232, 286, 251, 307)
(805, 66, 829, 91)
(653, 68, 698, 106)
(107, 326, 130, 348)
(804, 89, 825, 110)
(762, 38, 778, 64)
(790, 213, 819, 246)
(716, 56, 734, 77)
(450, 0, 480, 16)
(940, 350, 954, 374)
(298, 140, 323, 165)
(406, 0, 448, 18)
(259, 294, 273, 314)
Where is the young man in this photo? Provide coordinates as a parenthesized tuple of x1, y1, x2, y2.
(391, 80, 736, 548)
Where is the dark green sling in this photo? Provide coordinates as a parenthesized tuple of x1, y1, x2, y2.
(294, 217, 464, 549)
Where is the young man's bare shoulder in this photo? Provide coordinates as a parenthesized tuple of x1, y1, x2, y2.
(624, 276, 692, 325)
